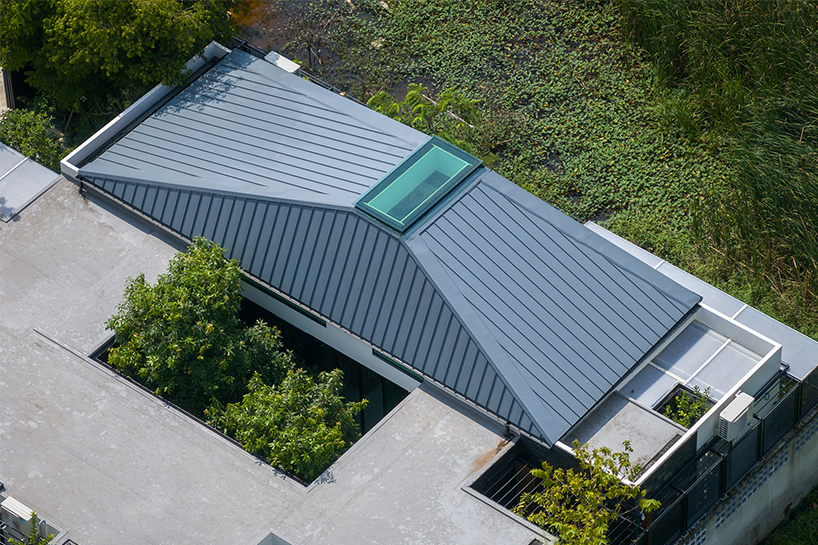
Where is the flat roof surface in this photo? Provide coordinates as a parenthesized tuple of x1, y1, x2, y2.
(567, 392, 684, 470)
(0, 178, 538, 545)
(0, 143, 58, 221)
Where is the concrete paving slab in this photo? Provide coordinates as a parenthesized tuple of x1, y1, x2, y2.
(1, 177, 540, 545)
(279, 385, 537, 545)
(567, 392, 684, 469)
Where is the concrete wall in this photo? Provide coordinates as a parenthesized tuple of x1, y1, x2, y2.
(677, 406, 818, 545)
(241, 281, 422, 392)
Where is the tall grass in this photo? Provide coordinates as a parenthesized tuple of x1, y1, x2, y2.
(615, 0, 818, 306)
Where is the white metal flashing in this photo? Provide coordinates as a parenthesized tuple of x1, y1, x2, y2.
(60, 42, 230, 178)
(264, 50, 301, 74)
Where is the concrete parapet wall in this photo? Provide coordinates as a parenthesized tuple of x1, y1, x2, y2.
(679, 406, 818, 545)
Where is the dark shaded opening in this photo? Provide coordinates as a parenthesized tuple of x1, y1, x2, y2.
(471, 436, 574, 510)
(654, 384, 714, 428)
(240, 297, 409, 434)
(92, 297, 410, 437)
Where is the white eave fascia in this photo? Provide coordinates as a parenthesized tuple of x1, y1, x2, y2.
(60, 41, 231, 179)
(264, 50, 301, 74)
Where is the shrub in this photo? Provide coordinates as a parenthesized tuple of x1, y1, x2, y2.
(207, 370, 366, 482)
(0, 108, 64, 171)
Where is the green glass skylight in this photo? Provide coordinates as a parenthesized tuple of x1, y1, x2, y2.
(355, 136, 481, 232)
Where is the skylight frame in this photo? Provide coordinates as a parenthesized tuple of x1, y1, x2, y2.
(355, 136, 482, 232)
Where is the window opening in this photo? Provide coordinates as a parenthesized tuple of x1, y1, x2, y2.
(355, 136, 481, 232)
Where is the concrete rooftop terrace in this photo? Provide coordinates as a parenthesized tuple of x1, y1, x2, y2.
(0, 178, 540, 544)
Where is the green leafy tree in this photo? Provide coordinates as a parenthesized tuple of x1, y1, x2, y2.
(663, 386, 711, 428)
(106, 237, 291, 413)
(7, 511, 53, 545)
(367, 83, 479, 152)
(0, 0, 235, 112)
(207, 369, 366, 481)
(515, 440, 660, 545)
(0, 109, 65, 172)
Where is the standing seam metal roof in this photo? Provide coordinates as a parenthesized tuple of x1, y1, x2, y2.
(407, 170, 700, 438)
(81, 50, 422, 206)
(77, 175, 539, 438)
(77, 47, 701, 445)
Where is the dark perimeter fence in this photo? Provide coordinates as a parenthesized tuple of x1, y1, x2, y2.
(633, 366, 818, 545)
(472, 365, 818, 545)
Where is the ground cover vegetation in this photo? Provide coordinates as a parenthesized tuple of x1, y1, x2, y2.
(271, 0, 818, 341)
(615, 0, 818, 337)
(107, 238, 365, 482)
(761, 485, 818, 545)
(515, 440, 660, 545)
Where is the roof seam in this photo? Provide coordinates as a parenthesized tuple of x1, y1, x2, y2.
(401, 235, 553, 442)
(453, 188, 639, 370)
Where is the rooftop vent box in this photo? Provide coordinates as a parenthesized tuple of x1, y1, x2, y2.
(718, 392, 755, 442)
(1, 496, 34, 536)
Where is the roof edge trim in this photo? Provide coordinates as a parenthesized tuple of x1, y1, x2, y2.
(61, 42, 231, 179)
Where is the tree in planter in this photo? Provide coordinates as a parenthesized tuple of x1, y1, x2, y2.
(106, 237, 363, 480)
(207, 369, 366, 481)
(515, 440, 660, 545)
(663, 386, 711, 428)
(106, 237, 291, 413)
(0, 109, 65, 172)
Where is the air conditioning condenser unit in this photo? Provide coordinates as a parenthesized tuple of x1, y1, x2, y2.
(718, 392, 755, 442)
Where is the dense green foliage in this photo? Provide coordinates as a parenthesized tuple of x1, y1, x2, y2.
(663, 386, 711, 428)
(615, 0, 818, 329)
(515, 440, 659, 545)
(106, 238, 363, 481)
(107, 238, 290, 413)
(208, 370, 365, 481)
(0, 108, 65, 172)
(0, 0, 235, 112)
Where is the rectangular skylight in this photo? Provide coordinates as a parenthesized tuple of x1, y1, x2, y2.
(355, 136, 481, 232)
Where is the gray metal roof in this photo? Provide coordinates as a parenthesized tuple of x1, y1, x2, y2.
(407, 170, 701, 440)
(77, 46, 701, 445)
(80, 49, 423, 207)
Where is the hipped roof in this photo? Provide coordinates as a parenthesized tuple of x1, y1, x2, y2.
(78, 48, 701, 445)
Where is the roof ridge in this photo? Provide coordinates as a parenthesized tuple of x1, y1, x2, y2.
(404, 234, 554, 443)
